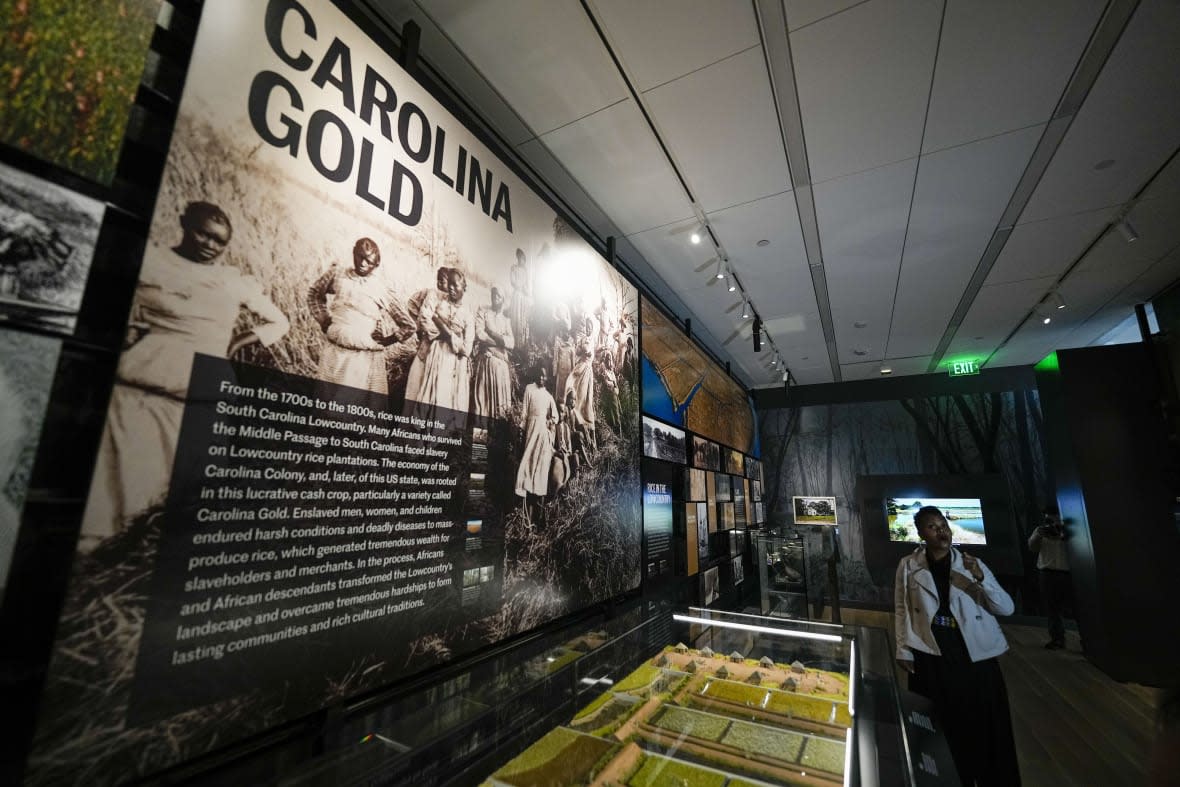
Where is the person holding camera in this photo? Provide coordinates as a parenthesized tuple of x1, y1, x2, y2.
(1028, 503, 1071, 650)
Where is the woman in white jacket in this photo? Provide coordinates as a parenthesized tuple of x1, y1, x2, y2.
(894, 506, 1020, 786)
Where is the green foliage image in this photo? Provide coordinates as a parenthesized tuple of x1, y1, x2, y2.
(0, 0, 161, 183)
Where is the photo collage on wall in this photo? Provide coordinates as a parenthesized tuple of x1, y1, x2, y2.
(26, 1, 642, 782)
(639, 295, 761, 606)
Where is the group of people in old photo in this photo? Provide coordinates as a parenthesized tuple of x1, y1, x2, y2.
(82, 201, 636, 548)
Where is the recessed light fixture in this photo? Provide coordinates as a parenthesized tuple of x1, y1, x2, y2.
(1093, 159, 1116, 170)
(854, 321, 867, 329)
(756, 239, 770, 247)
(852, 348, 868, 356)
(974, 336, 984, 341)
(690, 231, 701, 245)
(880, 367, 893, 375)
(1042, 316, 1052, 325)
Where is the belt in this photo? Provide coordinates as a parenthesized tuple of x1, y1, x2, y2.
(931, 614, 958, 629)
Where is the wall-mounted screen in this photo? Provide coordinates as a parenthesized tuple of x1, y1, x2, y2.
(793, 496, 837, 525)
(887, 497, 986, 545)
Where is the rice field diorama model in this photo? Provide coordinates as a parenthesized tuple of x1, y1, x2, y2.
(487, 645, 851, 786)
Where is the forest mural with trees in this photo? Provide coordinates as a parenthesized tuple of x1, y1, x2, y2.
(759, 389, 1049, 604)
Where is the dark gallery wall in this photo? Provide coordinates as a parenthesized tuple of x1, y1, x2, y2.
(754, 367, 1046, 608)
(1036, 344, 1180, 686)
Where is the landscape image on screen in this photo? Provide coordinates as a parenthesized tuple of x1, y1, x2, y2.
(793, 496, 837, 525)
(887, 497, 986, 545)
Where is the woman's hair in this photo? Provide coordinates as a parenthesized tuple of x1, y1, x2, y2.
(180, 201, 232, 236)
(913, 505, 946, 527)
(353, 236, 379, 261)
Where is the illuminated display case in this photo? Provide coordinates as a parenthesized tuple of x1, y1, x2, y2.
(757, 532, 810, 619)
(281, 605, 921, 786)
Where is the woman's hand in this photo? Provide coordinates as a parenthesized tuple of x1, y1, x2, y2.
(228, 330, 261, 358)
(961, 552, 985, 582)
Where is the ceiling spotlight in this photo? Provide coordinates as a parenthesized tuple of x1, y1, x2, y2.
(742, 300, 750, 319)
(880, 367, 892, 375)
(690, 230, 702, 245)
(727, 277, 737, 292)
(781, 370, 789, 383)
(715, 260, 725, 279)
(1117, 220, 1139, 243)
(1042, 316, 1052, 325)
(1051, 291, 1066, 310)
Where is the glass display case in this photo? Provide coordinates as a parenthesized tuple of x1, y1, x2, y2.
(757, 532, 809, 618)
(279, 604, 920, 786)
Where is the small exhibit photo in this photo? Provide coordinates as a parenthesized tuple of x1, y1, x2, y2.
(714, 473, 731, 502)
(754, 500, 764, 524)
(724, 447, 744, 475)
(793, 496, 838, 525)
(0, 162, 105, 333)
(642, 415, 686, 463)
(752, 479, 762, 502)
(719, 502, 736, 530)
(684, 503, 698, 575)
(732, 555, 744, 585)
(685, 467, 706, 501)
(695, 502, 709, 560)
(0, 329, 62, 592)
(691, 436, 720, 471)
(699, 500, 714, 536)
(702, 565, 719, 606)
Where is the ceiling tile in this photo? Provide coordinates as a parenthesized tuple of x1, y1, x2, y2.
(814, 158, 917, 364)
(1019, 1, 1180, 222)
(1074, 199, 1180, 276)
(1139, 150, 1180, 205)
(540, 100, 693, 236)
(374, 0, 536, 145)
(515, 139, 618, 238)
(792, 0, 942, 182)
(922, 0, 1105, 153)
(592, 0, 760, 91)
(888, 125, 1044, 358)
(945, 275, 1058, 359)
(784, 0, 869, 32)
(705, 192, 808, 284)
(644, 47, 792, 212)
(627, 217, 726, 295)
(421, 0, 628, 135)
(841, 356, 932, 380)
(986, 207, 1114, 285)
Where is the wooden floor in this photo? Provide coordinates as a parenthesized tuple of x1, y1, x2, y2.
(826, 609, 1161, 785)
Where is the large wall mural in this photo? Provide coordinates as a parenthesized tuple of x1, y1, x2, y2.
(760, 389, 1048, 604)
(27, 1, 640, 782)
(640, 297, 757, 455)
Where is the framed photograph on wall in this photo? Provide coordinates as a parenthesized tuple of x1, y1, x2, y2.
(685, 467, 707, 501)
(793, 496, 838, 525)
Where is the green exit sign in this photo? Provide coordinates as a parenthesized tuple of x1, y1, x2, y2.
(949, 360, 980, 377)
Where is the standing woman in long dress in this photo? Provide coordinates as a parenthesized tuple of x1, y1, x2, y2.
(508, 248, 530, 356)
(514, 365, 557, 527)
(80, 201, 289, 550)
(407, 268, 474, 427)
(307, 237, 414, 394)
(471, 286, 514, 423)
